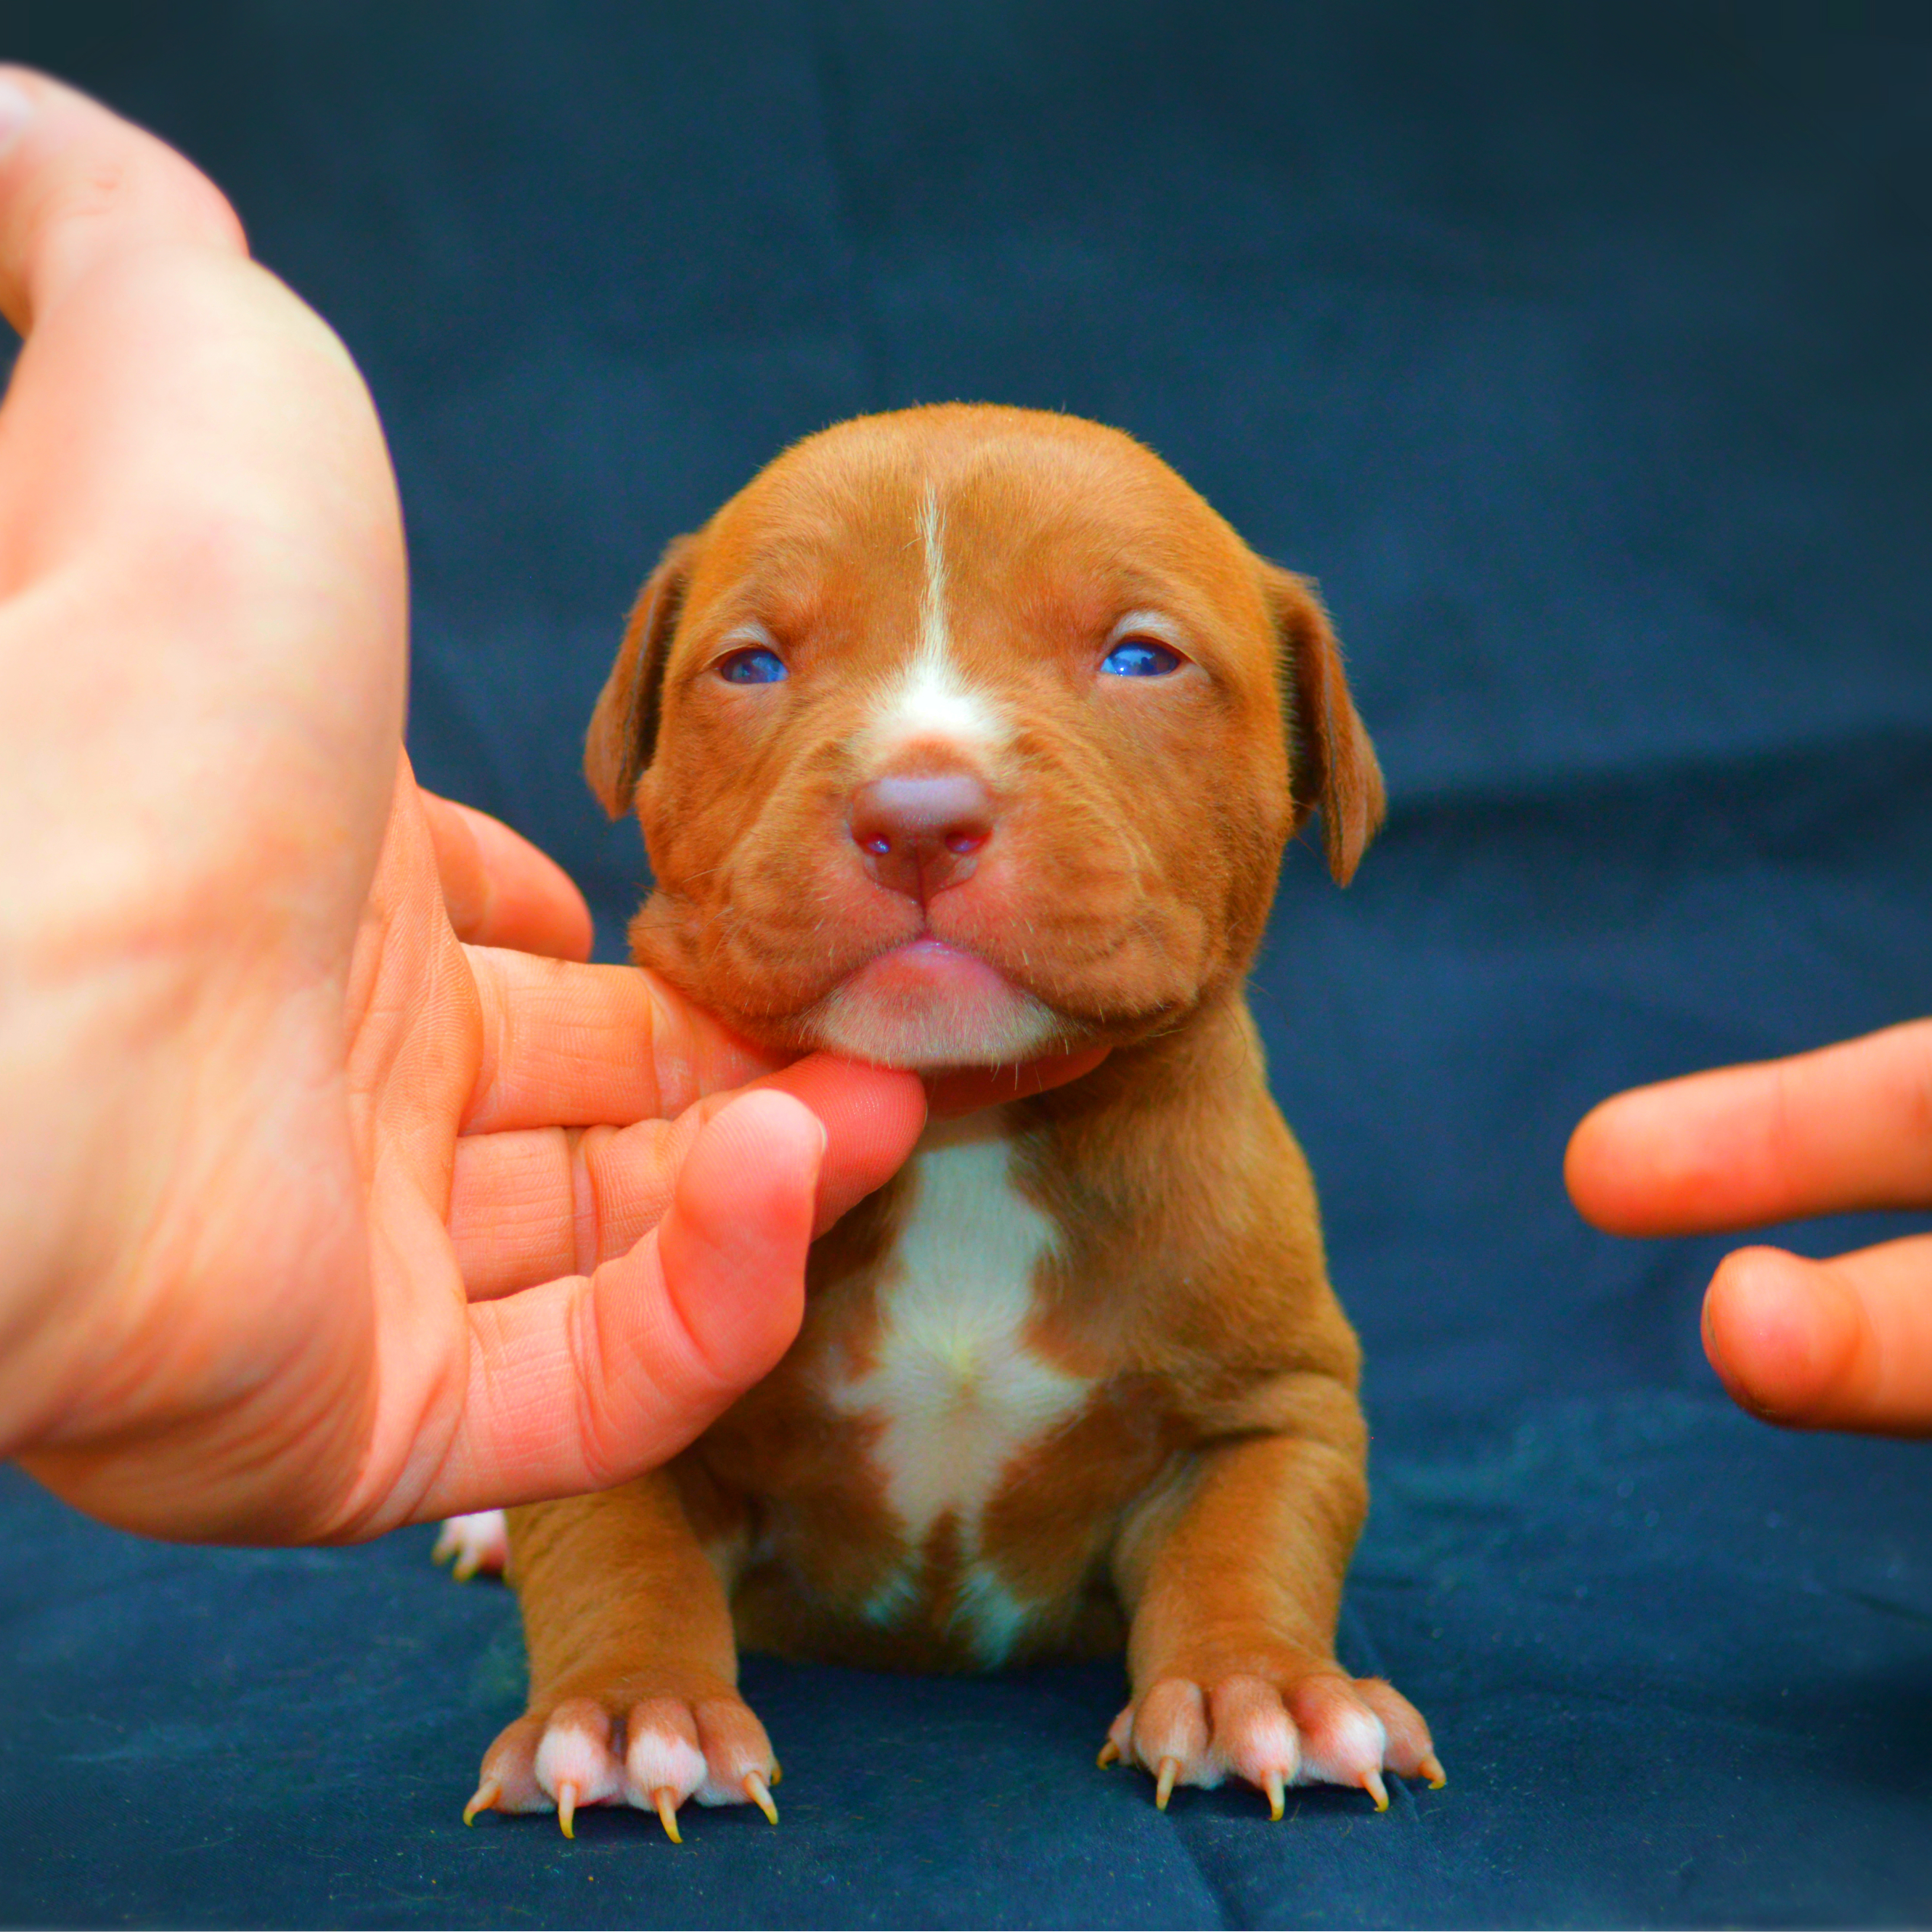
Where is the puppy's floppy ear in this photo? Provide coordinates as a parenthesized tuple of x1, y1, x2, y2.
(1262, 564, 1386, 885)
(584, 534, 701, 819)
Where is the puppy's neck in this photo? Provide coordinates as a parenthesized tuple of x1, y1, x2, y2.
(1014, 985, 1265, 1133)
(912, 1103, 1016, 1157)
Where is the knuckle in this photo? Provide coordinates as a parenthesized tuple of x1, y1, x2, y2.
(28, 145, 243, 282)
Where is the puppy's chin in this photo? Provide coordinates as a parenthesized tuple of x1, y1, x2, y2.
(799, 938, 1065, 1071)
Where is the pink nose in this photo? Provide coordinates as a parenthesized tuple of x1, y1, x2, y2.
(849, 772, 995, 902)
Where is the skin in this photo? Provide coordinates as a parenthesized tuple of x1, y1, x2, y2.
(1567, 1019, 1932, 1435)
(0, 70, 1121, 1544)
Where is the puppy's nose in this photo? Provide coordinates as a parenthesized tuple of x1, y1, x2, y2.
(849, 772, 995, 902)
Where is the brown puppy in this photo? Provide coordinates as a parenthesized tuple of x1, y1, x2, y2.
(460, 404, 1439, 1839)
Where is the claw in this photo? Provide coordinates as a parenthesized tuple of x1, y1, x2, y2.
(1419, 1752, 1447, 1790)
(462, 1778, 500, 1827)
(1362, 1769, 1389, 1812)
(1262, 1769, 1285, 1822)
(744, 1772, 778, 1825)
(651, 1787, 682, 1845)
(1096, 1740, 1121, 1769)
(1154, 1757, 1178, 1811)
(452, 1549, 482, 1583)
(557, 1780, 579, 1838)
(769, 1761, 782, 1787)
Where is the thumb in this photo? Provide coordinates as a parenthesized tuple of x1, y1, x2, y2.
(439, 1089, 823, 1515)
(1703, 1237, 1932, 1435)
(652, 1087, 825, 1400)
(0, 65, 245, 334)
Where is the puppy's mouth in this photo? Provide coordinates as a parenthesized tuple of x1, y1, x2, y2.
(802, 932, 1068, 1072)
(847, 934, 1011, 1004)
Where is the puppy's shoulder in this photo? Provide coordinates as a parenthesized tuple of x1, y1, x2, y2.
(1019, 996, 1357, 1385)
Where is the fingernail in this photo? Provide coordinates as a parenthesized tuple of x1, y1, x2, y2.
(0, 78, 34, 155)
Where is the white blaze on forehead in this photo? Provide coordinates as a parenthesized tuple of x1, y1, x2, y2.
(918, 486, 949, 665)
(863, 486, 1008, 757)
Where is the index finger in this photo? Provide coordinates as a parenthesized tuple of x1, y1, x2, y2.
(1567, 1019, 1932, 1237)
(462, 943, 785, 1132)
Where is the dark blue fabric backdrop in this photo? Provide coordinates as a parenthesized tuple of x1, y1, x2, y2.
(3, 4, 1929, 1925)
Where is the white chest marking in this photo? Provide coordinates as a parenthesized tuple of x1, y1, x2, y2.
(863, 489, 1008, 756)
(830, 1115, 1087, 1563)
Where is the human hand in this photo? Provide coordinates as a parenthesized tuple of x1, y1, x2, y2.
(1566, 1020, 1932, 1435)
(0, 69, 939, 1542)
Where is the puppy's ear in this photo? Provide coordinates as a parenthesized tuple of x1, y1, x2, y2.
(584, 534, 701, 819)
(1262, 564, 1386, 885)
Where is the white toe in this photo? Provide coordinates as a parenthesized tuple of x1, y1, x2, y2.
(624, 1723, 707, 1806)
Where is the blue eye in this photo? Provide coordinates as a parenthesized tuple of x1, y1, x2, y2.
(1101, 637, 1182, 677)
(718, 646, 788, 685)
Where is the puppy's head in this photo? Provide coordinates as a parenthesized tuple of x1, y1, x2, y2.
(587, 406, 1382, 1070)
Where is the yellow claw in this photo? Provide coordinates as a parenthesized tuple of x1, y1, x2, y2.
(1419, 1753, 1448, 1790)
(1154, 1758, 1179, 1811)
(769, 1761, 782, 1787)
(462, 1778, 500, 1826)
(652, 1787, 683, 1844)
(452, 1550, 481, 1583)
(557, 1780, 579, 1838)
(744, 1772, 778, 1825)
(1096, 1740, 1121, 1769)
(1363, 1769, 1389, 1813)
(1263, 1770, 1285, 1822)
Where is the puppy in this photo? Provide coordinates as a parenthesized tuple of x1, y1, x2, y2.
(457, 404, 1439, 1838)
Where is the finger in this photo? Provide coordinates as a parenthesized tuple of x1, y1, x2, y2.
(925, 1044, 1112, 1117)
(450, 1057, 926, 1300)
(0, 70, 404, 890)
(445, 1127, 584, 1300)
(0, 68, 245, 333)
(772, 1055, 926, 1234)
(566, 1055, 921, 1259)
(0, 68, 335, 587)
(439, 1090, 824, 1507)
(1566, 1020, 1932, 1236)
(418, 788, 593, 961)
(1703, 1235, 1932, 1436)
(462, 947, 782, 1133)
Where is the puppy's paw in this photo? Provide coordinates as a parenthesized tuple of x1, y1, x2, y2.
(464, 1687, 779, 1842)
(432, 1509, 508, 1581)
(1101, 1670, 1442, 1818)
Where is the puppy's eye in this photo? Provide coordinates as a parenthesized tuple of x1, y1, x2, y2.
(1100, 637, 1183, 677)
(717, 646, 788, 685)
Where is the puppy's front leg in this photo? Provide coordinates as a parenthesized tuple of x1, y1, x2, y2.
(466, 1473, 777, 1841)
(1108, 1378, 1442, 1816)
